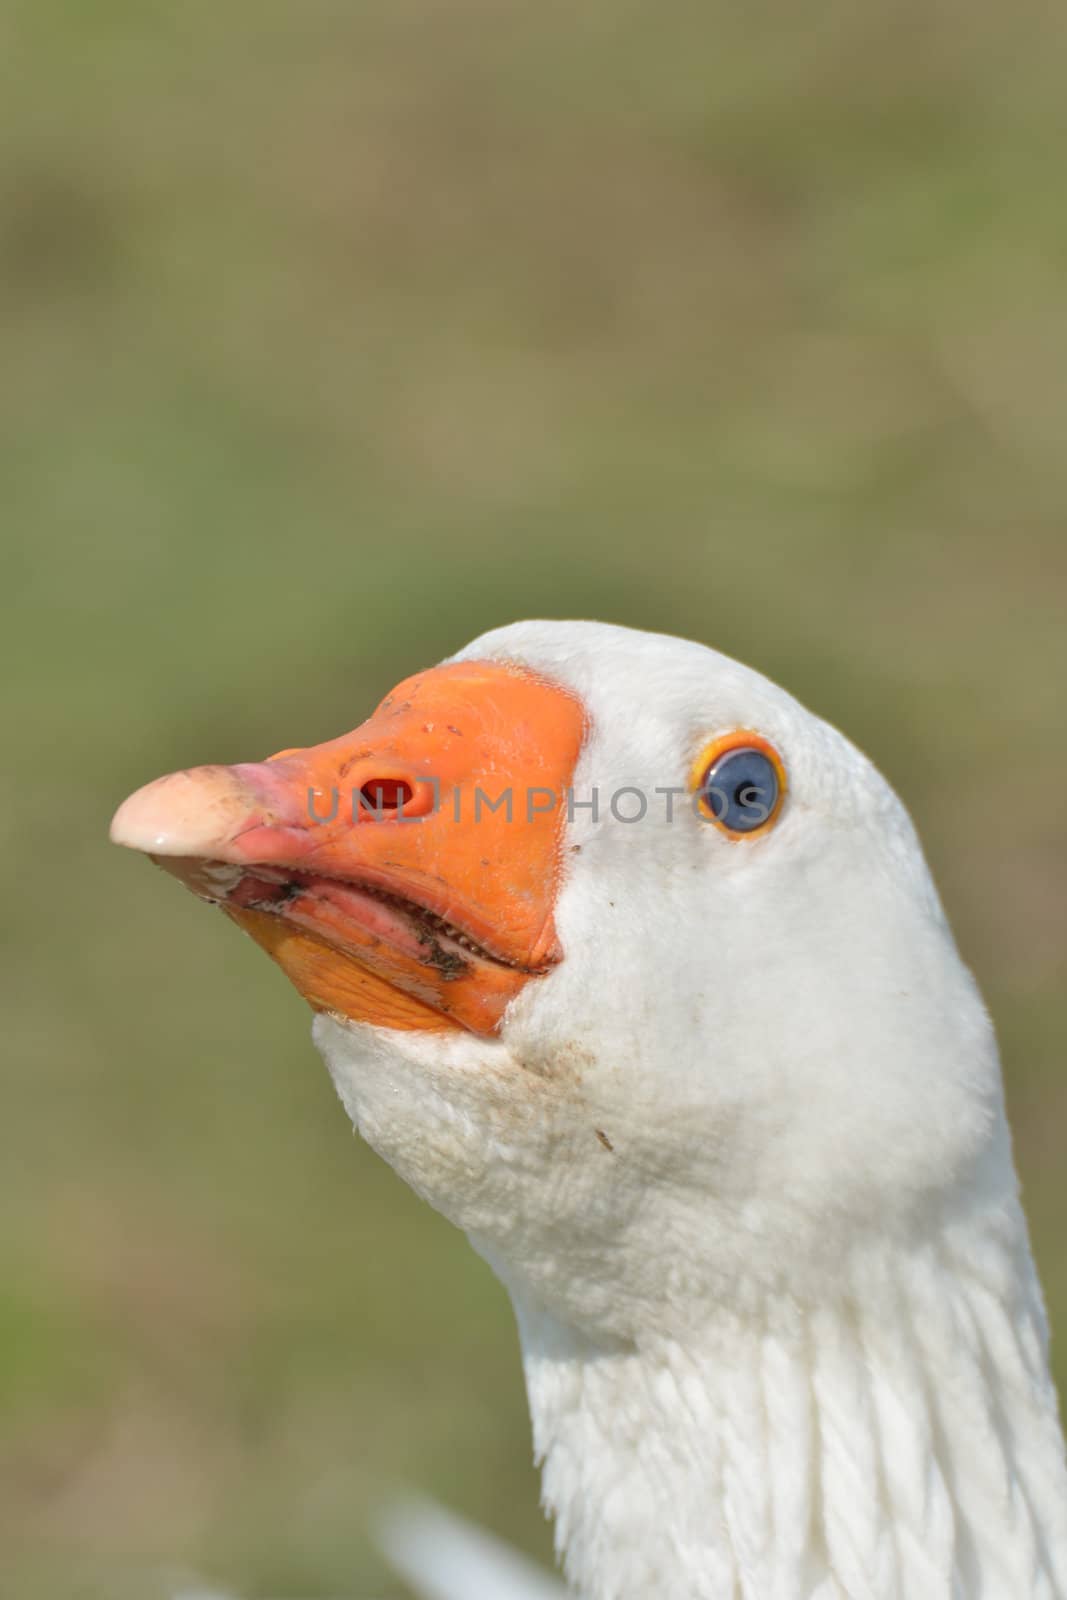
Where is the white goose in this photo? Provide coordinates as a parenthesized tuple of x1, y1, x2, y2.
(113, 620, 1067, 1600)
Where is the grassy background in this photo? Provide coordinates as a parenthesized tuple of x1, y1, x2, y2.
(3, 1, 1066, 1594)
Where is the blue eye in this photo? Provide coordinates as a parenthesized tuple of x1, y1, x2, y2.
(698, 745, 781, 834)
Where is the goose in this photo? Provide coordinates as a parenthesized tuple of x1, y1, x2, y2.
(112, 619, 1067, 1600)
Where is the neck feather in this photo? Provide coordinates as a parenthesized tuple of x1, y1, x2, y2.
(512, 1215, 1067, 1600)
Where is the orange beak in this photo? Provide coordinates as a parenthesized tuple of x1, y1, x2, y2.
(111, 660, 587, 1035)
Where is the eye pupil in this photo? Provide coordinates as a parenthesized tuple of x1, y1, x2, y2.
(699, 746, 780, 834)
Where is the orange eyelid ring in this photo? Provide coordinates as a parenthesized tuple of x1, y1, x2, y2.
(688, 730, 788, 840)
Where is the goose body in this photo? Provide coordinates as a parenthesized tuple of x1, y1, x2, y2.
(113, 620, 1067, 1599)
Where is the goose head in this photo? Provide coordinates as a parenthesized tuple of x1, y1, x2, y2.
(110, 619, 1009, 1346)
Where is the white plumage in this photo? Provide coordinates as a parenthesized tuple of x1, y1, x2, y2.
(120, 621, 1067, 1600)
(379, 1497, 567, 1600)
(318, 622, 1067, 1599)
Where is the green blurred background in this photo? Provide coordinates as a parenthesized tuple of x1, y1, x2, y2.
(3, 1, 1065, 1594)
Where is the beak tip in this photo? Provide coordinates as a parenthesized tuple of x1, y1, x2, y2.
(110, 783, 182, 854)
(109, 767, 251, 858)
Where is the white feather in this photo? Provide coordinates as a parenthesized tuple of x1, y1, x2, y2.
(377, 1496, 566, 1600)
(290, 621, 1067, 1599)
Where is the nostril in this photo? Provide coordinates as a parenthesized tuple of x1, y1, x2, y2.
(358, 778, 414, 814)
